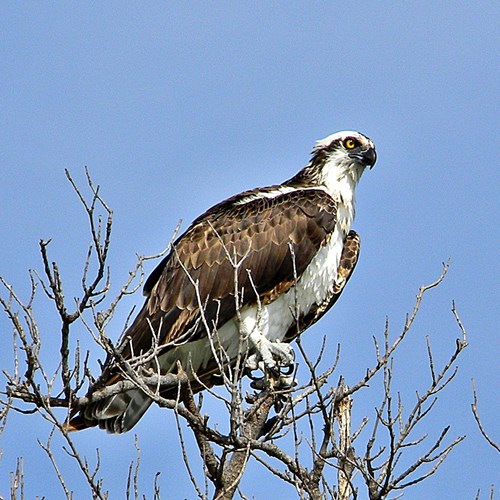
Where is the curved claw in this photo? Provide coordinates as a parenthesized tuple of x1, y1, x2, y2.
(244, 339, 296, 390)
(244, 367, 264, 381)
(279, 362, 295, 376)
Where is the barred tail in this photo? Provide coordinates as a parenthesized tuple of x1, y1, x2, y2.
(65, 389, 152, 434)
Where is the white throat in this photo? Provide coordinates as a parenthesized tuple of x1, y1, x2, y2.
(319, 153, 364, 232)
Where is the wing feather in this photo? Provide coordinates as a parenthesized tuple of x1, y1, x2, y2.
(119, 189, 337, 357)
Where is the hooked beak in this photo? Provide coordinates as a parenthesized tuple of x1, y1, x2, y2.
(349, 147, 377, 169)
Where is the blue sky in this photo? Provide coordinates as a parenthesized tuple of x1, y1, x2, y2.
(1, 3, 498, 498)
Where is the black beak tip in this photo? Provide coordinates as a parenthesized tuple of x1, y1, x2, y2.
(350, 148, 377, 168)
(366, 148, 377, 169)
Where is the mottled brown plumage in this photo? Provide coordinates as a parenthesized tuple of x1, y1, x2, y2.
(118, 188, 337, 359)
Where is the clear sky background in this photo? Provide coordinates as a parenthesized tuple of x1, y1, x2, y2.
(1, 3, 498, 499)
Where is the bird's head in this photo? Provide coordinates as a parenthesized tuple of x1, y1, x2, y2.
(314, 130, 377, 169)
(301, 130, 377, 197)
(286, 130, 376, 198)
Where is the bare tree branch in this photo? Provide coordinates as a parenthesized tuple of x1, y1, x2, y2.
(471, 380, 500, 453)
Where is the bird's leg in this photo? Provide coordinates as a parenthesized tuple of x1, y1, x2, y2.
(244, 333, 297, 414)
(239, 310, 296, 390)
(245, 329, 295, 372)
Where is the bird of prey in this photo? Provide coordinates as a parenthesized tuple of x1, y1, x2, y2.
(67, 130, 376, 433)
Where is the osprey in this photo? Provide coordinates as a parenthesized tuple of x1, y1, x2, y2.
(68, 130, 376, 433)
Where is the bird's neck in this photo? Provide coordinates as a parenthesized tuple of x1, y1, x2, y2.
(328, 175, 357, 233)
(320, 159, 364, 233)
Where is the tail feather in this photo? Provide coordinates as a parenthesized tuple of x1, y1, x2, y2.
(66, 389, 153, 434)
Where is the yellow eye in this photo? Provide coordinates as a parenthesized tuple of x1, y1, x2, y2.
(344, 138, 357, 149)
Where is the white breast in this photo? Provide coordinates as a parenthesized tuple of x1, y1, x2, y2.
(263, 222, 347, 340)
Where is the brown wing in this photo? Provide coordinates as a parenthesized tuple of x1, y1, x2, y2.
(284, 229, 361, 341)
(118, 188, 338, 359)
(330, 230, 361, 297)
